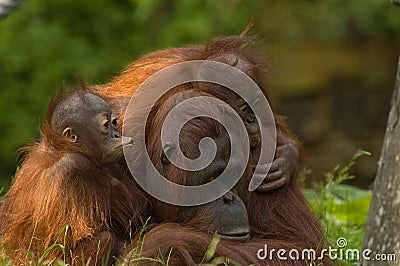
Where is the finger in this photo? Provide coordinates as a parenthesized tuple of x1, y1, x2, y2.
(265, 169, 283, 182)
(256, 176, 288, 192)
(269, 157, 285, 172)
(251, 162, 272, 175)
(275, 142, 295, 157)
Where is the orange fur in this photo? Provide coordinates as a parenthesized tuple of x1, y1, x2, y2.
(0, 88, 148, 265)
(95, 36, 331, 265)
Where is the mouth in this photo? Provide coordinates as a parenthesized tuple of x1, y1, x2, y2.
(216, 231, 250, 242)
(114, 137, 134, 150)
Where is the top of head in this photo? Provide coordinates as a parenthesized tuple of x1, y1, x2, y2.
(44, 83, 119, 153)
(51, 92, 111, 136)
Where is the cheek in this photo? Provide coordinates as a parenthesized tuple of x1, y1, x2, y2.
(179, 206, 203, 223)
(102, 138, 123, 163)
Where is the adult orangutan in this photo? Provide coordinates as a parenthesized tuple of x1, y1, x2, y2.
(92, 35, 331, 265)
(97, 35, 299, 193)
(0, 85, 148, 265)
(121, 88, 330, 265)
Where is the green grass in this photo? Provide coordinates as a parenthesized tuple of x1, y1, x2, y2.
(0, 150, 372, 265)
(304, 149, 372, 266)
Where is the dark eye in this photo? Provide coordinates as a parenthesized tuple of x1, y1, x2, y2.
(103, 120, 110, 129)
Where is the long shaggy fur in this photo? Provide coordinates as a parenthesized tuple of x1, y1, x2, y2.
(0, 87, 148, 265)
(94, 35, 332, 265)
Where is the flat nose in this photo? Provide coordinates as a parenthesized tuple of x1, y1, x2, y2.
(112, 129, 120, 138)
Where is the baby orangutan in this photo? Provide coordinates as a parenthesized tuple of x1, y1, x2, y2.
(0, 83, 147, 265)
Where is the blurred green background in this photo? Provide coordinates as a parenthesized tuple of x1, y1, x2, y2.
(0, 0, 399, 189)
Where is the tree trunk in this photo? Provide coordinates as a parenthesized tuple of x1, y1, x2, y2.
(361, 56, 400, 265)
(0, 0, 23, 20)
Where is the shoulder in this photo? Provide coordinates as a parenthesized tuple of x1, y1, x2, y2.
(48, 152, 99, 179)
